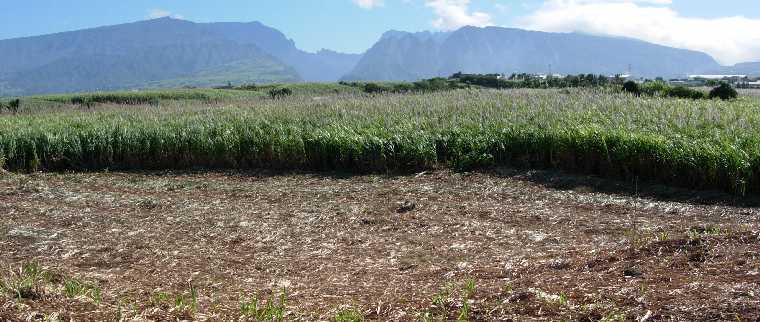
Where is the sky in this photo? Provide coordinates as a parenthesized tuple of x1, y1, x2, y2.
(1, 1, 759, 65)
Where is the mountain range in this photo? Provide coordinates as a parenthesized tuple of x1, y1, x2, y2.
(0, 18, 757, 96)
(711, 62, 760, 76)
(343, 27, 724, 81)
(0, 18, 360, 96)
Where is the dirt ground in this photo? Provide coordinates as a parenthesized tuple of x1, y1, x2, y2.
(1, 169, 759, 321)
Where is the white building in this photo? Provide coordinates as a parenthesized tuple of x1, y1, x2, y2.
(688, 75, 747, 80)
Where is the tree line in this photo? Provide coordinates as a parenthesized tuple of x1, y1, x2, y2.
(344, 72, 739, 101)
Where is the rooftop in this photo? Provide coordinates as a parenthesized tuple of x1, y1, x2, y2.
(688, 75, 747, 79)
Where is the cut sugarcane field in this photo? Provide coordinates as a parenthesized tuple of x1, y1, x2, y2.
(2, 81, 760, 321)
(2, 3, 760, 320)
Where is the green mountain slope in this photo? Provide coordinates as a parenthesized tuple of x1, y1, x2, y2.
(0, 18, 300, 96)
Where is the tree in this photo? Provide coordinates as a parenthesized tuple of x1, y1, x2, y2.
(237, 83, 257, 91)
(622, 81, 640, 96)
(708, 83, 738, 100)
(363, 83, 387, 94)
(7, 99, 20, 113)
(597, 75, 609, 86)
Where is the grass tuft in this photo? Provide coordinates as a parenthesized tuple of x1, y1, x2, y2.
(63, 278, 102, 303)
(240, 289, 287, 321)
(0, 262, 49, 300)
(333, 307, 364, 322)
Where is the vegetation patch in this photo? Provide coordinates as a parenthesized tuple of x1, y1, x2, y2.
(42, 90, 214, 106)
(2, 88, 760, 195)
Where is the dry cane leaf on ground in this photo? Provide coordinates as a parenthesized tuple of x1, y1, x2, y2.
(0, 170, 759, 321)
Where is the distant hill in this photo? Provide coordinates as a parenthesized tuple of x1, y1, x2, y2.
(714, 62, 760, 76)
(344, 26, 722, 81)
(0, 18, 361, 96)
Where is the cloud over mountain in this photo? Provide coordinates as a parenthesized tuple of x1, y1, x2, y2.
(425, 0, 494, 30)
(521, 0, 760, 65)
(353, 0, 384, 9)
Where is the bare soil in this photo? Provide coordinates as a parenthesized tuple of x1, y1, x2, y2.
(1, 169, 759, 321)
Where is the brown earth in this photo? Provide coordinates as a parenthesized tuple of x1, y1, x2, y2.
(1, 169, 759, 321)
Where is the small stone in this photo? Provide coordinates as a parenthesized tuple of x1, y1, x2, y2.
(623, 268, 642, 278)
(8, 227, 40, 238)
(396, 200, 416, 213)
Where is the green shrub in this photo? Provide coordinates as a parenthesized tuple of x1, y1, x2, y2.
(640, 81, 669, 96)
(363, 83, 389, 94)
(709, 83, 738, 100)
(215, 82, 234, 90)
(236, 83, 257, 91)
(268, 88, 293, 99)
(392, 83, 416, 93)
(338, 81, 361, 87)
(666, 86, 705, 100)
(622, 81, 640, 96)
(450, 73, 507, 88)
(414, 78, 459, 92)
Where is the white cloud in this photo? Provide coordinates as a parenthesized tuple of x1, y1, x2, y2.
(574, 0, 672, 3)
(147, 9, 185, 19)
(425, 0, 494, 30)
(353, 0, 384, 9)
(494, 3, 509, 14)
(521, 0, 760, 65)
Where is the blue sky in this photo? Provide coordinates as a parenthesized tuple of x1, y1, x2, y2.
(1, 1, 759, 64)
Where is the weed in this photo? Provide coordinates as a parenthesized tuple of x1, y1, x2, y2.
(657, 231, 670, 242)
(174, 282, 199, 313)
(601, 309, 627, 322)
(334, 307, 364, 322)
(151, 291, 171, 306)
(687, 225, 721, 241)
(463, 279, 476, 299)
(431, 284, 453, 318)
(557, 292, 569, 306)
(137, 198, 160, 210)
(625, 229, 653, 249)
(63, 278, 102, 303)
(0, 262, 49, 300)
(456, 300, 471, 322)
(417, 310, 435, 322)
(150, 283, 199, 314)
(240, 289, 287, 321)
